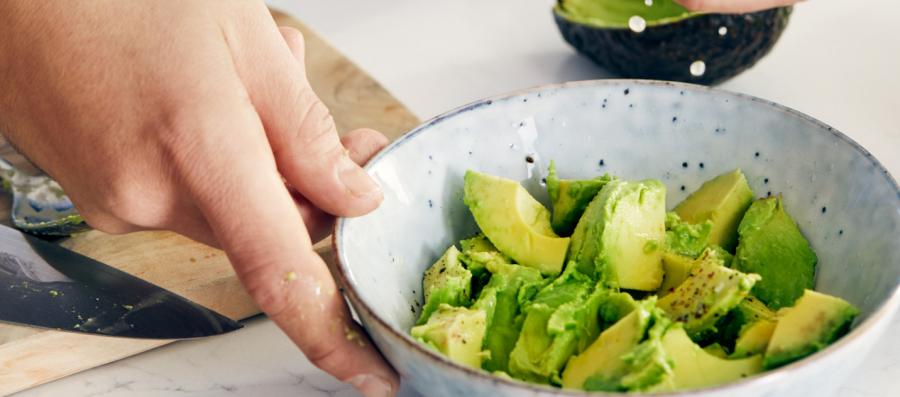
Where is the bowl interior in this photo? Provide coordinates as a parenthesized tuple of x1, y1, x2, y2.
(336, 80, 900, 380)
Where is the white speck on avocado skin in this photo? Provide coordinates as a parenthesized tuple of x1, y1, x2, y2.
(628, 16, 647, 33)
(690, 60, 707, 77)
(718, 26, 728, 36)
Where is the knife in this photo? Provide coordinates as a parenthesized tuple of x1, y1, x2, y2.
(0, 224, 242, 338)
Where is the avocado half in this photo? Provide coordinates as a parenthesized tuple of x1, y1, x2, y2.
(554, 0, 792, 85)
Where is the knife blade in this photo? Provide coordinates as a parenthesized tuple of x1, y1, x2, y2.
(0, 224, 242, 338)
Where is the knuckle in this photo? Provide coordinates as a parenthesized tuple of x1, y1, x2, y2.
(307, 341, 348, 374)
(277, 89, 340, 160)
(236, 260, 298, 319)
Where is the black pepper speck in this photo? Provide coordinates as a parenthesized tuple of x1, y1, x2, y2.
(624, 88, 630, 95)
(755, 151, 760, 158)
(486, 100, 492, 105)
(764, 178, 769, 184)
(839, 229, 844, 235)
(699, 162, 705, 168)
(821, 206, 827, 213)
(682, 162, 688, 168)
(767, 191, 772, 197)
(427, 200, 433, 208)
(629, 104, 634, 108)
(672, 116, 678, 122)
(525, 155, 534, 164)
(680, 185, 686, 191)
(599, 159, 605, 166)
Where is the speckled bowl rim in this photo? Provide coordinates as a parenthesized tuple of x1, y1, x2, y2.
(334, 79, 900, 396)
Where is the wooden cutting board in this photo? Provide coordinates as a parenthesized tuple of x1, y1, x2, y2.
(0, 9, 419, 396)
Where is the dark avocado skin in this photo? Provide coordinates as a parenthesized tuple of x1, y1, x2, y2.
(554, 7, 792, 85)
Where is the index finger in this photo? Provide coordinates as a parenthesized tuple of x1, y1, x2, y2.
(178, 94, 397, 396)
(676, 0, 799, 13)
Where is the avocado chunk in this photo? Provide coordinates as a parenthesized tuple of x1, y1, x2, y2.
(472, 261, 545, 373)
(703, 343, 729, 359)
(650, 326, 763, 392)
(417, 246, 472, 325)
(569, 179, 666, 290)
(674, 169, 754, 251)
(459, 233, 511, 292)
(546, 161, 615, 236)
(664, 212, 713, 258)
(464, 170, 570, 275)
(562, 299, 672, 392)
(658, 249, 761, 339)
(733, 319, 777, 358)
(711, 295, 775, 351)
(411, 304, 487, 369)
(657, 252, 694, 297)
(553, 0, 792, 85)
(763, 289, 859, 369)
(733, 197, 817, 309)
(507, 268, 605, 384)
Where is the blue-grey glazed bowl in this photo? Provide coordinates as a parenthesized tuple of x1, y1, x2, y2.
(335, 80, 900, 397)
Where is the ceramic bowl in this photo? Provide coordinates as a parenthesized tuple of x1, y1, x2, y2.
(334, 80, 900, 397)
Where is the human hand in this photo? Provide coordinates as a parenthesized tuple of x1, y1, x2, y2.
(0, 2, 395, 396)
(675, 0, 802, 13)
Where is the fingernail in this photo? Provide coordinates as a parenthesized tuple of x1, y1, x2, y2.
(339, 155, 381, 198)
(347, 374, 393, 397)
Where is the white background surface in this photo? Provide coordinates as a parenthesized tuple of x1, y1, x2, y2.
(16, 1, 900, 396)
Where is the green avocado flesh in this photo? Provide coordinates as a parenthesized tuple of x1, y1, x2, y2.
(556, 0, 695, 29)
(464, 171, 570, 275)
(410, 167, 857, 392)
(568, 179, 667, 291)
(657, 248, 760, 340)
(547, 161, 615, 236)
(734, 197, 817, 309)
(763, 289, 858, 369)
(674, 169, 754, 251)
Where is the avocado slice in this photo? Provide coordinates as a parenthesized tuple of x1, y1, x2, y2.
(650, 326, 763, 392)
(553, 0, 792, 85)
(733, 197, 817, 309)
(664, 212, 713, 258)
(411, 304, 487, 369)
(733, 319, 777, 358)
(562, 299, 672, 392)
(507, 268, 605, 384)
(472, 261, 545, 373)
(674, 169, 754, 251)
(464, 170, 570, 275)
(417, 245, 472, 325)
(546, 161, 615, 236)
(658, 248, 761, 340)
(569, 179, 667, 290)
(763, 289, 859, 369)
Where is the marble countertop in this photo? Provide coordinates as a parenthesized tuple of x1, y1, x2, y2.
(15, 0, 900, 396)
